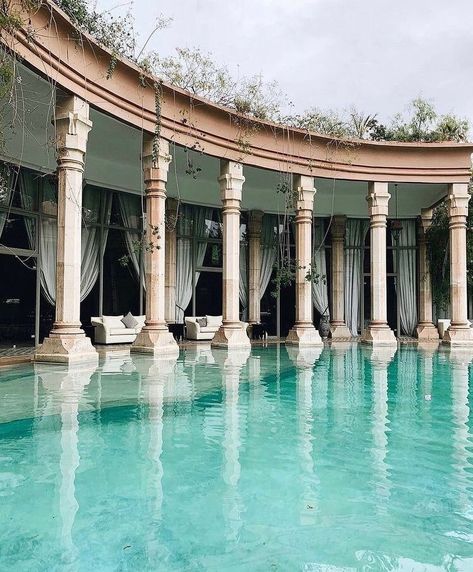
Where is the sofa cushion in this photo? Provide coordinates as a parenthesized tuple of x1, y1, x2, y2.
(102, 315, 125, 329)
(135, 315, 146, 331)
(109, 328, 137, 335)
(199, 326, 217, 333)
(197, 317, 207, 328)
(206, 315, 222, 328)
(121, 312, 138, 329)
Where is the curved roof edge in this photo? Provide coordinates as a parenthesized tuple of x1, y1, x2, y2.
(3, 0, 473, 183)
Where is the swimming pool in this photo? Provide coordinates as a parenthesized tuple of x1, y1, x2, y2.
(1, 344, 473, 570)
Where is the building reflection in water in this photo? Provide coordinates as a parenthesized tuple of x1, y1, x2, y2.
(364, 345, 396, 515)
(212, 347, 250, 543)
(448, 348, 473, 518)
(286, 345, 323, 525)
(35, 363, 95, 571)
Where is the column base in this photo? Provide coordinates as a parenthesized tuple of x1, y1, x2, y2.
(330, 322, 352, 340)
(416, 322, 439, 341)
(34, 332, 98, 364)
(442, 324, 473, 346)
(211, 323, 251, 349)
(131, 328, 179, 356)
(361, 324, 397, 346)
(286, 324, 323, 347)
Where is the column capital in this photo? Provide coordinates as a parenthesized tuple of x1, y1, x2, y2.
(294, 175, 315, 213)
(143, 137, 171, 180)
(419, 207, 433, 234)
(55, 96, 92, 169)
(330, 215, 346, 241)
(448, 183, 470, 220)
(165, 197, 179, 216)
(248, 210, 263, 237)
(219, 160, 245, 202)
(367, 182, 390, 217)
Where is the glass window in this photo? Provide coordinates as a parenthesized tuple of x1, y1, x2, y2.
(82, 186, 102, 224)
(41, 178, 58, 216)
(200, 242, 223, 268)
(0, 212, 36, 251)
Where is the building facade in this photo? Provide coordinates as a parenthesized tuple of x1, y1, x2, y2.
(1, 1, 473, 362)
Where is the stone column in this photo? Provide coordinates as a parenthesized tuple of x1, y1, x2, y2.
(416, 208, 439, 341)
(248, 210, 263, 325)
(165, 198, 178, 324)
(330, 215, 351, 339)
(287, 175, 322, 346)
(212, 160, 250, 349)
(444, 183, 473, 346)
(361, 182, 397, 346)
(132, 138, 179, 356)
(34, 95, 97, 364)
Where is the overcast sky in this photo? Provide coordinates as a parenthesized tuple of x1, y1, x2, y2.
(96, 0, 473, 124)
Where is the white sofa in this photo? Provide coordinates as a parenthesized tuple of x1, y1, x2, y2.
(185, 315, 223, 340)
(91, 315, 146, 344)
(185, 315, 249, 341)
(437, 319, 451, 339)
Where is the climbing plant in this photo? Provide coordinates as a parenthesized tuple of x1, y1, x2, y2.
(426, 195, 473, 312)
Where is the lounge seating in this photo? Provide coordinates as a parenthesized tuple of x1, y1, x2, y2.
(91, 315, 146, 344)
(185, 315, 249, 341)
(185, 315, 223, 340)
(437, 319, 451, 339)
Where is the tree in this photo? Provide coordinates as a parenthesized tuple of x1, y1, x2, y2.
(151, 47, 287, 121)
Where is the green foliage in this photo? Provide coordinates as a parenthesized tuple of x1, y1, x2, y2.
(284, 99, 469, 143)
(152, 47, 286, 121)
(378, 98, 469, 143)
(54, 0, 137, 59)
(426, 197, 473, 311)
(425, 202, 450, 311)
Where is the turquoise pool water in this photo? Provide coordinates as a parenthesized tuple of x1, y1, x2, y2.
(1, 344, 473, 571)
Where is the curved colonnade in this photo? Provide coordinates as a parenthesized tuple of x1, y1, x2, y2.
(2, 1, 473, 361)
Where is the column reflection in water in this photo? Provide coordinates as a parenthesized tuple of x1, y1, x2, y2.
(35, 363, 96, 569)
(286, 346, 323, 524)
(135, 356, 178, 528)
(364, 345, 396, 513)
(448, 349, 473, 518)
(212, 347, 250, 542)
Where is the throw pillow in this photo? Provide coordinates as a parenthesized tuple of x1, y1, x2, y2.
(196, 317, 207, 328)
(121, 311, 138, 329)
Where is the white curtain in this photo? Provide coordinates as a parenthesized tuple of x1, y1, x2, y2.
(260, 214, 277, 299)
(175, 204, 213, 323)
(0, 166, 16, 239)
(393, 219, 417, 336)
(345, 219, 369, 336)
(239, 224, 248, 320)
(312, 219, 329, 316)
(80, 187, 112, 302)
(20, 174, 112, 305)
(19, 171, 56, 305)
(118, 193, 144, 286)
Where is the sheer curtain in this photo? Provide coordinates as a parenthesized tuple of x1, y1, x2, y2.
(0, 166, 16, 239)
(260, 214, 277, 299)
(175, 204, 213, 322)
(393, 219, 417, 335)
(80, 187, 113, 302)
(20, 174, 112, 305)
(118, 193, 144, 286)
(345, 219, 369, 336)
(239, 224, 248, 320)
(19, 171, 56, 305)
(312, 219, 329, 316)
